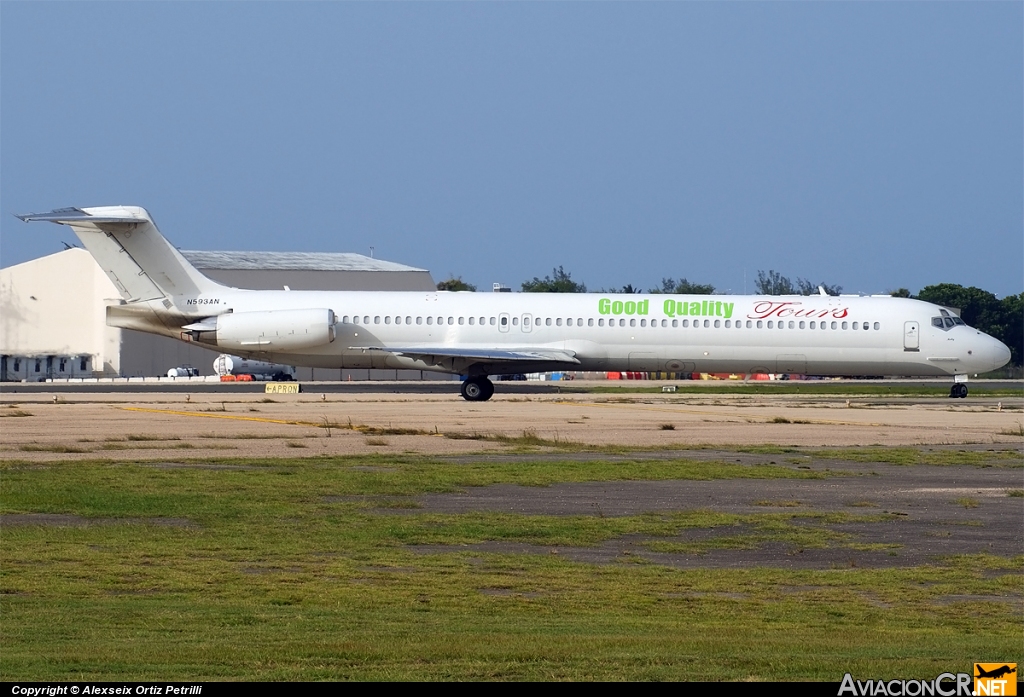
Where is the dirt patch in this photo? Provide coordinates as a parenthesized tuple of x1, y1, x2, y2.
(406, 462, 1022, 569)
(1, 391, 1021, 462)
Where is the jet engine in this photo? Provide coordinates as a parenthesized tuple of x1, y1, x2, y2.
(189, 308, 336, 351)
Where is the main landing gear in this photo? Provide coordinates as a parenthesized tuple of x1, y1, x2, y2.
(460, 376, 495, 402)
(949, 383, 968, 399)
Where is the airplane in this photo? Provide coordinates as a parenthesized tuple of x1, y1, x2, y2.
(16, 205, 1012, 400)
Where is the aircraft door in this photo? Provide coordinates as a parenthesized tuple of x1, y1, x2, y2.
(521, 314, 532, 333)
(904, 321, 919, 351)
(499, 313, 510, 333)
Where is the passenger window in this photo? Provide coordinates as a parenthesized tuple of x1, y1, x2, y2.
(798, 321, 805, 329)
(490, 317, 496, 326)
(714, 320, 720, 328)
(500, 317, 507, 326)
(640, 319, 647, 327)
(567, 318, 573, 327)
(842, 322, 848, 330)
(479, 317, 485, 325)
(724, 320, 731, 328)
(577, 318, 583, 326)
(556, 318, 562, 326)
(863, 323, 869, 331)
(448, 317, 454, 325)
(852, 322, 858, 330)
(384, 316, 391, 324)
(417, 317, 422, 325)
(809, 321, 815, 329)
(873, 322, 880, 330)
(406, 316, 412, 324)
(619, 319, 626, 327)
(458, 317, 465, 325)
(512, 317, 518, 326)
(757, 321, 763, 328)
(588, 318, 594, 327)
(427, 317, 433, 325)
(746, 320, 752, 328)
(469, 317, 475, 325)
(681, 320, 688, 327)
(437, 317, 443, 325)
(831, 321, 838, 329)
(598, 319, 605, 327)
(788, 321, 794, 329)
(767, 321, 773, 329)
(342, 315, 349, 323)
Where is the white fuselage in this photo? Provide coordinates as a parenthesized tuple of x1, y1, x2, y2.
(168, 289, 1010, 377)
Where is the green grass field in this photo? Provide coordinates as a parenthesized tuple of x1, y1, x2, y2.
(2, 454, 1020, 680)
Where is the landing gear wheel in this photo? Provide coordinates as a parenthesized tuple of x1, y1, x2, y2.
(949, 383, 968, 399)
(461, 377, 494, 402)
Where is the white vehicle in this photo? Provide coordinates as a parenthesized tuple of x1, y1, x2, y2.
(18, 206, 1011, 401)
(213, 354, 296, 381)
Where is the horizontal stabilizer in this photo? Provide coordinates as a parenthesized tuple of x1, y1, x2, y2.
(16, 206, 149, 225)
(352, 346, 580, 364)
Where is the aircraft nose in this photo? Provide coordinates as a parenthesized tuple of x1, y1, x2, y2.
(983, 335, 1012, 371)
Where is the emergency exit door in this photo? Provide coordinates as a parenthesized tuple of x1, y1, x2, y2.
(904, 321, 919, 351)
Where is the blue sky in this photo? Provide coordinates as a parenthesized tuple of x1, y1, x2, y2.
(2, 2, 1021, 297)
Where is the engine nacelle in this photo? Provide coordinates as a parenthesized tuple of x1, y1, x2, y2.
(213, 309, 335, 351)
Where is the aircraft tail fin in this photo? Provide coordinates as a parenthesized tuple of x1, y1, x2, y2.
(16, 206, 224, 302)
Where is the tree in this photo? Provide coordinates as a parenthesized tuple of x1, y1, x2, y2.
(609, 283, 643, 294)
(795, 278, 843, 296)
(436, 277, 476, 292)
(649, 277, 715, 295)
(756, 270, 841, 296)
(755, 270, 796, 295)
(999, 293, 1023, 366)
(889, 288, 912, 298)
(521, 266, 586, 293)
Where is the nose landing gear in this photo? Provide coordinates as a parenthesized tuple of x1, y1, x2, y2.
(460, 376, 495, 401)
(949, 383, 968, 399)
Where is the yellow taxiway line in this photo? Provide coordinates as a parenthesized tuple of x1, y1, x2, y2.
(120, 406, 320, 427)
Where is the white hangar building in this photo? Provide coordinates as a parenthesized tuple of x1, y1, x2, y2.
(0, 247, 439, 381)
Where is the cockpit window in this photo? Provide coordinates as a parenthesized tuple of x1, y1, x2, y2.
(932, 314, 967, 331)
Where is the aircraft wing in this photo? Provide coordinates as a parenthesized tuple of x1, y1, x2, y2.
(351, 346, 581, 365)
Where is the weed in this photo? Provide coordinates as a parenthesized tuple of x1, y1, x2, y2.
(365, 438, 389, 446)
(754, 500, 802, 507)
(998, 422, 1024, 438)
(659, 423, 676, 431)
(260, 398, 278, 403)
(320, 416, 339, 437)
(954, 498, 979, 509)
(770, 417, 791, 424)
(0, 410, 32, 418)
(18, 444, 89, 453)
(1006, 490, 1023, 498)
(285, 442, 308, 449)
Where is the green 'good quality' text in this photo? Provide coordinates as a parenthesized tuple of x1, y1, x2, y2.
(596, 297, 734, 319)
